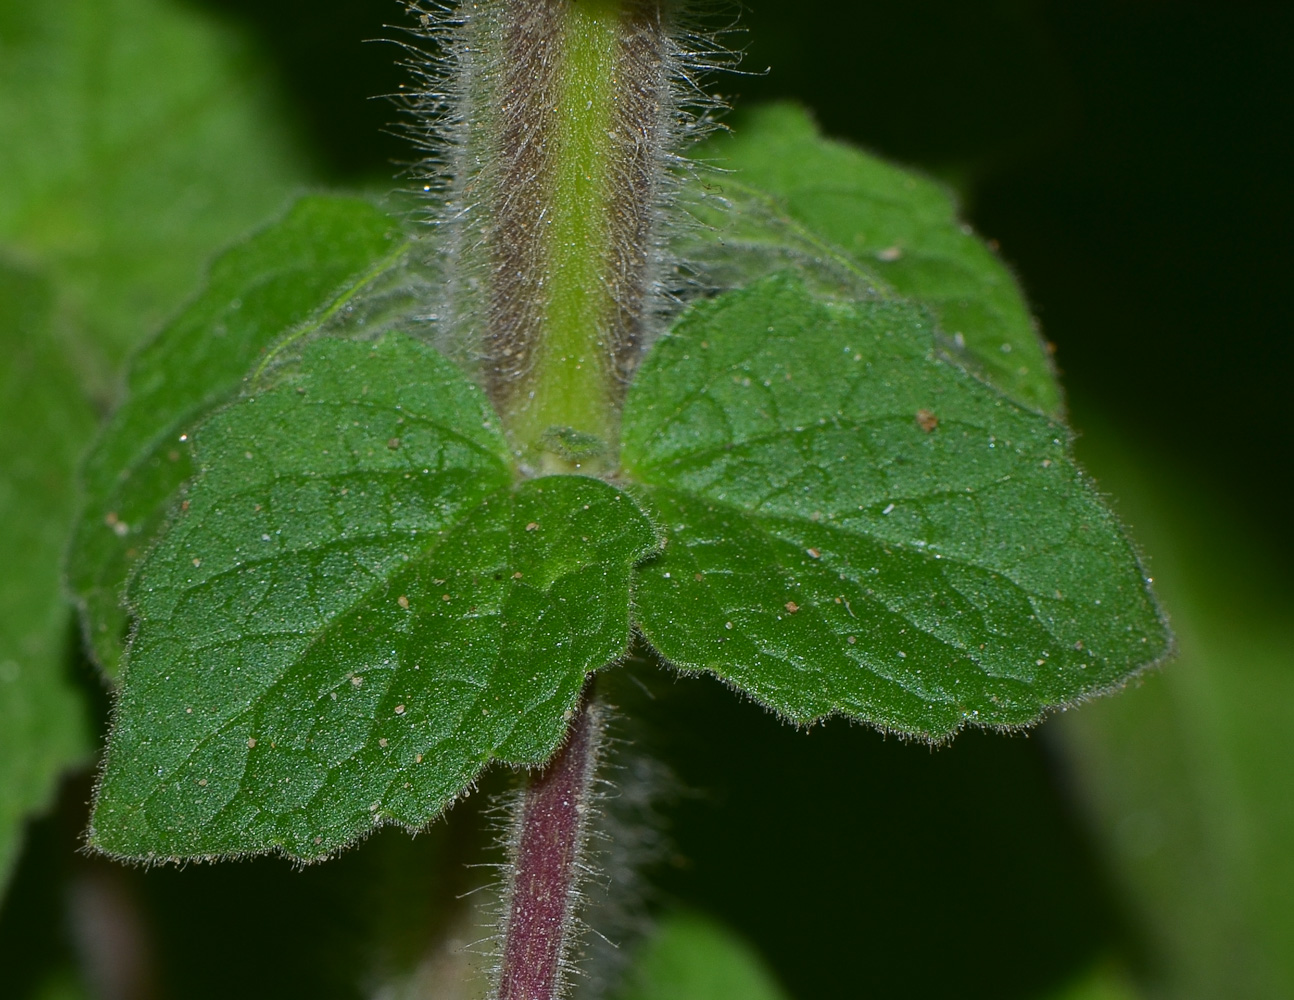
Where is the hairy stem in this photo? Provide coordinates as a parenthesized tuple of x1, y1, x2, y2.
(450, 0, 672, 470)
(497, 688, 603, 1000)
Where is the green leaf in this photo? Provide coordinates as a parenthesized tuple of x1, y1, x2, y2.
(0, 0, 312, 369)
(614, 912, 790, 1000)
(622, 275, 1167, 737)
(89, 333, 659, 860)
(690, 103, 1061, 415)
(0, 261, 95, 892)
(68, 196, 408, 678)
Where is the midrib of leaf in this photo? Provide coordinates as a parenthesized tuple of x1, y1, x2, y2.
(96, 244, 412, 514)
(756, 510, 1088, 660)
(249, 240, 413, 382)
(693, 103, 1061, 415)
(688, 178, 881, 288)
(699, 177, 1030, 367)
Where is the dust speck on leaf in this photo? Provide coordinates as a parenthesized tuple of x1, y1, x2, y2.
(916, 409, 939, 433)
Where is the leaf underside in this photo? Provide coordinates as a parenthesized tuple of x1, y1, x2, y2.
(85, 110, 1167, 861)
(688, 103, 1061, 416)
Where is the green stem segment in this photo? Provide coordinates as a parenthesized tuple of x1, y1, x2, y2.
(470, 0, 670, 471)
(518, 2, 620, 457)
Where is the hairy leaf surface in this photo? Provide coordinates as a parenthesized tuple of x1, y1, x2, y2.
(690, 103, 1061, 415)
(90, 334, 658, 860)
(0, 263, 95, 891)
(623, 275, 1166, 737)
(69, 197, 408, 677)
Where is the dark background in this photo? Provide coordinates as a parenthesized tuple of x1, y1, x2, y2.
(3, 2, 1289, 998)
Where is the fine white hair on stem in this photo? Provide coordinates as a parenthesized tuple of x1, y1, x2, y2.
(463, 696, 672, 1000)
(389, 0, 741, 411)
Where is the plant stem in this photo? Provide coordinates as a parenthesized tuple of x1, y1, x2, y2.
(497, 686, 603, 1000)
(509, 0, 622, 456)
(460, 0, 671, 470)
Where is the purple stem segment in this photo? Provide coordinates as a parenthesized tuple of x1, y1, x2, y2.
(498, 691, 602, 1000)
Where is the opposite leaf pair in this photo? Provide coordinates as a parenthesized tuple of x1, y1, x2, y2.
(78, 109, 1169, 862)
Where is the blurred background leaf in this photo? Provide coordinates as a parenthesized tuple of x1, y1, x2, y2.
(0, 0, 315, 389)
(1, 0, 1289, 997)
(1057, 415, 1294, 999)
(612, 911, 790, 1000)
(0, 262, 95, 894)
